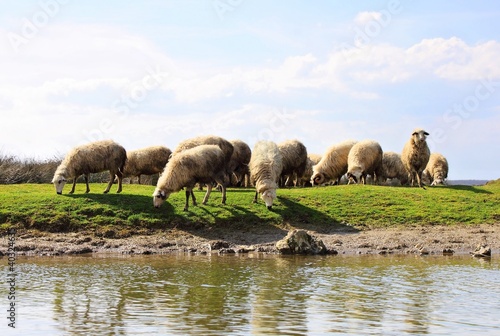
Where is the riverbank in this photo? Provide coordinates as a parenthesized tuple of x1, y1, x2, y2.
(1, 181, 499, 256)
(1, 223, 499, 257)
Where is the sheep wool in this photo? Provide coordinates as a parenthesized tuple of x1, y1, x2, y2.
(346, 140, 383, 185)
(52, 140, 127, 195)
(249, 140, 283, 210)
(311, 140, 357, 186)
(153, 144, 227, 211)
(401, 128, 430, 188)
(123, 145, 171, 184)
(422, 152, 449, 186)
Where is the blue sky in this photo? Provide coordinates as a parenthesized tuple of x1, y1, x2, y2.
(0, 1, 499, 180)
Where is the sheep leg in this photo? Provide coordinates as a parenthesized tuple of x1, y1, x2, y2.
(116, 171, 123, 193)
(253, 191, 258, 203)
(220, 183, 226, 205)
(84, 174, 90, 193)
(69, 177, 77, 194)
(137, 175, 141, 185)
(191, 189, 197, 207)
(202, 183, 212, 205)
(104, 172, 113, 193)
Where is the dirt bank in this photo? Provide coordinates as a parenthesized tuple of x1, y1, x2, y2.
(1, 223, 498, 257)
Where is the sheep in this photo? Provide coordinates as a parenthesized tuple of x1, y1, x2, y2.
(249, 140, 283, 210)
(311, 140, 357, 186)
(346, 140, 383, 185)
(299, 154, 321, 187)
(229, 139, 251, 187)
(278, 139, 308, 187)
(52, 140, 127, 194)
(401, 128, 430, 188)
(422, 153, 449, 186)
(122, 145, 172, 184)
(153, 145, 227, 211)
(378, 151, 409, 185)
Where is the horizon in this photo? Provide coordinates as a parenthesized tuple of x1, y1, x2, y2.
(1, 1, 499, 180)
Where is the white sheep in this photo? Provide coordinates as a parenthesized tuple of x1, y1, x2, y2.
(378, 151, 409, 185)
(153, 145, 227, 211)
(346, 140, 383, 184)
(278, 139, 308, 187)
(52, 140, 127, 194)
(311, 140, 357, 186)
(422, 152, 449, 186)
(401, 128, 430, 188)
(122, 145, 171, 184)
(299, 153, 322, 187)
(249, 140, 283, 210)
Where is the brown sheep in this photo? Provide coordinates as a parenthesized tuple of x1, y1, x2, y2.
(229, 139, 251, 187)
(122, 145, 171, 184)
(346, 140, 383, 185)
(52, 140, 127, 194)
(278, 139, 308, 187)
(401, 128, 430, 188)
(153, 145, 227, 211)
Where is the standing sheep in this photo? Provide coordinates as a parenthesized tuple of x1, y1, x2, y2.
(422, 153, 449, 186)
(401, 128, 430, 188)
(378, 151, 409, 185)
(52, 140, 127, 194)
(122, 145, 171, 184)
(346, 140, 383, 185)
(249, 140, 283, 210)
(229, 139, 251, 187)
(153, 145, 227, 211)
(299, 154, 322, 187)
(278, 139, 308, 187)
(311, 140, 357, 186)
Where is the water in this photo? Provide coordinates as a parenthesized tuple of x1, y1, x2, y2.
(1, 253, 500, 335)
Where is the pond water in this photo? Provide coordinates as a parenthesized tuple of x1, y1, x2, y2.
(1, 253, 499, 335)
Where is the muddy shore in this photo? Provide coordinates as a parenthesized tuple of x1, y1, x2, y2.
(1, 223, 498, 257)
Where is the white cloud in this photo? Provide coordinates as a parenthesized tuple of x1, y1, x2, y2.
(354, 11, 383, 26)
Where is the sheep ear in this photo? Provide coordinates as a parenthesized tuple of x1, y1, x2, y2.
(412, 132, 417, 136)
(160, 190, 166, 199)
(424, 132, 429, 136)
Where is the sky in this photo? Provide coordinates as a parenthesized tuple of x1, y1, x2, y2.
(0, 0, 499, 180)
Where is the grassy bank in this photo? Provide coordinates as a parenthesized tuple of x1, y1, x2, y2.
(1, 181, 499, 236)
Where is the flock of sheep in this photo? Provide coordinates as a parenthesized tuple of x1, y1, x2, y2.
(51, 128, 449, 211)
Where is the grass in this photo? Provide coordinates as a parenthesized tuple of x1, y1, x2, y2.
(0, 180, 499, 236)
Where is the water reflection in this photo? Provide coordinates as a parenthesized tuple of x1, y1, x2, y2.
(2, 254, 499, 335)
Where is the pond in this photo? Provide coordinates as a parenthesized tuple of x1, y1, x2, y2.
(1, 253, 499, 335)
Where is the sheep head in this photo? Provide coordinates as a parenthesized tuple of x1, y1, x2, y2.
(311, 172, 325, 186)
(411, 129, 429, 145)
(153, 188, 170, 208)
(52, 175, 67, 194)
(261, 189, 277, 210)
(347, 167, 363, 184)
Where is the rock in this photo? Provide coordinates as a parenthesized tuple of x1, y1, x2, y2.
(275, 230, 327, 255)
(470, 244, 491, 258)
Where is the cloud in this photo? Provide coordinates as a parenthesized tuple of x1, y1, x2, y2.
(354, 11, 383, 26)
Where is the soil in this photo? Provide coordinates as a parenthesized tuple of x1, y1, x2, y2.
(1, 223, 498, 257)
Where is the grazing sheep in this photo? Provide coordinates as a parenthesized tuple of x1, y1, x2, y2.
(311, 140, 357, 186)
(171, 135, 233, 168)
(422, 153, 449, 186)
(299, 154, 322, 187)
(52, 140, 127, 194)
(229, 139, 251, 187)
(401, 128, 430, 188)
(123, 145, 171, 184)
(249, 140, 283, 210)
(378, 151, 409, 185)
(278, 139, 308, 187)
(346, 140, 383, 185)
(153, 145, 227, 211)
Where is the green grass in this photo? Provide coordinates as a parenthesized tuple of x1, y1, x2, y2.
(0, 181, 499, 236)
